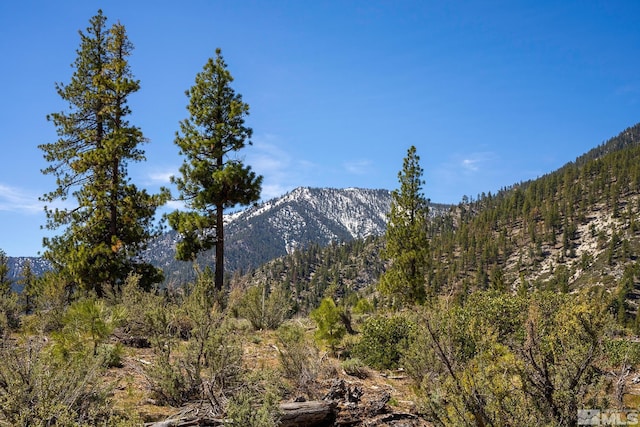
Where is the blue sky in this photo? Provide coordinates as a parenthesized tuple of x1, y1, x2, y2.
(1, 1, 639, 256)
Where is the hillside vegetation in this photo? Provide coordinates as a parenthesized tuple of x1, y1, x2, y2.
(427, 123, 640, 320)
(3, 124, 640, 425)
(225, 123, 640, 425)
(3, 9, 640, 426)
(242, 124, 640, 316)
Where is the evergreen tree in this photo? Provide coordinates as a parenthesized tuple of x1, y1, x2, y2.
(39, 11, 169, 296)
(17, 259, 38, 314)
(310, 297, 346, 354)
(0, 249, 19, 333)
(378, 146, 430, 306)
(0, 250, 9, 296)
(168, 48, 262, 291)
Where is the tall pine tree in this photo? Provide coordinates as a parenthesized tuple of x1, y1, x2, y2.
(39, 11, 169, 296)
(168, 48, 262, 291)
(378, 146, 430, 306)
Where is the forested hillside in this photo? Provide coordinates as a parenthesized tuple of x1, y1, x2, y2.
(245, 123, 640, 316)
(427, 123, 640, 316)
(232, 237, 386, 314)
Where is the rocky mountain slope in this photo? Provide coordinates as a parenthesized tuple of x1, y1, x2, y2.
(147, 187, 390, 283)
(227, 187, 393, 256)
(6, 257, 52, 287)
(144, 187, 450, 284)
(432, 123, 640, 300)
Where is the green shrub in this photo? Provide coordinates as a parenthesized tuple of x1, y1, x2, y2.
(227, 389, 280, 427)
(145, 272, 243, 411)
(0, 291, 20, 335)
(52, 297, 124, 359)
(603, 339, 640, 366)
(403, 291, 611, 427)
(145, 346, 199, 407)
(226, 370, 284, 427)
(276, 322, 320, 396)
(99, 342, 125, 368)
(354, 314, 414, 370)
(30, 272, 71, 333)
(310, 297, 345, 353)
(353, 297, 374, 315)
(341, 357, 368, 379)
(0, 336, 114, 425)
(116, 273, 165, 340)
(0, 252, 23, 333)
(237, 284, 291, 330)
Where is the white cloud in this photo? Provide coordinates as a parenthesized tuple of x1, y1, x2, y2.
(249, 142, 298, 199)
(460, 152, 495, 173)
(461, 158, 480, 172)
(246, 136, 320, 200)
(0, 183, 43, 214)
(147, 170, 176, 184)
(248, 139, 292, 176)
(261, 183, 289, 200)
(343, 159, 372, 175)
(429, 151, 501, 203)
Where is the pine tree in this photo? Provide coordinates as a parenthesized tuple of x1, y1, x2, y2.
(168, 48, 262, 291)
(310, 297, 346, 354)
(0, 250, 10, 298)
(0, 249, 19, 333)
(39, 11, 169, 296)
(17, 259, 38, 314)
(378, 146, 430, 306)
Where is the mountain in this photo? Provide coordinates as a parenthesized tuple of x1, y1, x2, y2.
(6, 257, 51, 287)
(147, 187, 450, 284)
(227, 187, 393, 255)
(8, 186, 446, 284)
(148, 187, 389, 277)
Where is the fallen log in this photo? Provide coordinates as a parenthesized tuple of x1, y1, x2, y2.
(145, 400, 337, 427)
(144, 419, 222, 427)
(279, 400, 337, 427)
(145, 418, 225, 427)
